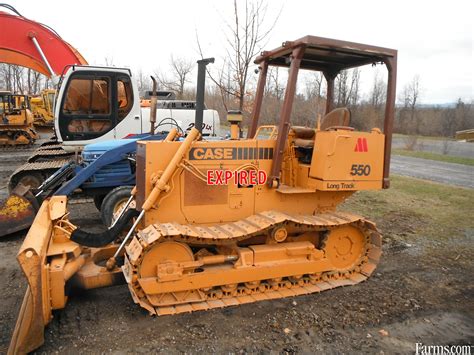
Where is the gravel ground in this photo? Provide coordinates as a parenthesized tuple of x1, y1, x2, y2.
(0, 201, 472, 354)
(391, 155, 474, 189)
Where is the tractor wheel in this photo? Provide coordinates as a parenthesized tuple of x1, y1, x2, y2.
(93, 194, 106, 211)
(100, 186, 133, 227)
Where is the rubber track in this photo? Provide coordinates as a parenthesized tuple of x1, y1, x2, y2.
(10, 159, 71, 177)
(27, 149, 73, 162)
(125, 210, 382, 315)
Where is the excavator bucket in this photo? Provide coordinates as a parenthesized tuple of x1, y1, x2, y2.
(0, 184, 39, 238)
(8, 199, 54, 354)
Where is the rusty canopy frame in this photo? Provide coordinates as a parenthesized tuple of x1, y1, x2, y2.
(248, 35, 397, 189)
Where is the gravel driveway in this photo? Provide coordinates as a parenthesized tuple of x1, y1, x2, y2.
(391, 155, 474, 188)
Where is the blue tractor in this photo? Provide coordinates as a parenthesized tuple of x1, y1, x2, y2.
(0, 132, 168, 237)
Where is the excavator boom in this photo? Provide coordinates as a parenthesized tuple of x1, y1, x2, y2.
(0, 4, 87, 77)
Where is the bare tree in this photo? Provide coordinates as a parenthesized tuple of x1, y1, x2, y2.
(0, 64, 13, 91)
(335, 70, 349, 107)
(401, 75, 421, 134)
(197, 0, 280, 113)
(369, 70, 387, 108)
(155, 56, 194, 99)
(104, 56, 115, 66)
(348, 68, 361, 106)
(335, 68, 361, 107)
(265, 67, 285, 101)
(303, 71, 325, 118)
(12, 65, 25, 93)
(135, 68, 151, 94)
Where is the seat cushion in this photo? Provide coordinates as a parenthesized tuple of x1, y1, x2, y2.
(291, 126, 315, 139)
(294, 138, 314, 148)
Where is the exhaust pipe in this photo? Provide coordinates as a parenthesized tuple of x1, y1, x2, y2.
(194, 58, 214, 138)
(149, 76, 158, 134)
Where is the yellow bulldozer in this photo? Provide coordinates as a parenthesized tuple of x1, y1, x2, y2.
(0, 91, 38, 146)
(29, 89, 55, 130)
(8, 35, 397, 354)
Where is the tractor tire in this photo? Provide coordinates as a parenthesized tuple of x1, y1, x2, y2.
(93, 194, 106, 211)
(100, 186, 133, 227)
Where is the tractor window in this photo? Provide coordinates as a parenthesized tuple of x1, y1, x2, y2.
(62, 78, 110, 115)
(117, 77, 133, 121)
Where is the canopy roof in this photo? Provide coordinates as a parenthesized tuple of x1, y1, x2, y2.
(255, 35, 397, 73)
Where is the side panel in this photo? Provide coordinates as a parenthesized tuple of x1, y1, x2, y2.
(136, 137, 350, 226)
(309, 130, 385, 191)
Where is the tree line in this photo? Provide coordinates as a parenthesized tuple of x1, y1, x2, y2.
(1, 0, 471, 138)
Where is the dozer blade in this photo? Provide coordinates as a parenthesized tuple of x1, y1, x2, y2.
(0, 184, 39, 238)
(8, 200, 54, 354)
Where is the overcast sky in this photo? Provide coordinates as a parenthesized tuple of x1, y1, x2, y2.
(7, 0, 473, 104)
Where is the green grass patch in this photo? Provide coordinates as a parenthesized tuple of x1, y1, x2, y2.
(341, 175, 474, 241)
(392, 149, 474, 166)
(393, 133, 453, 141)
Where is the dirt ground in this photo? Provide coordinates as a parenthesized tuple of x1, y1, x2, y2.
(0, 149, 473, 354)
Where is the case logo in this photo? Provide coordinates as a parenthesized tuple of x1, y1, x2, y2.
(189, 147, 273, 160)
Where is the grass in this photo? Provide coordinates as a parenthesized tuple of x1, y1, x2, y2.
(392, 133, 454, 141)
(392, 149, 474, 166)
(341, 175, 474, 241)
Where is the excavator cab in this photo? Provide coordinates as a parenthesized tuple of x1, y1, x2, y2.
(55, 67, 140, 146)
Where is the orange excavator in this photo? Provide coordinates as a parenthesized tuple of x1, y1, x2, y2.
(0, 4, 87, 80)
(0, 3, 86, 148)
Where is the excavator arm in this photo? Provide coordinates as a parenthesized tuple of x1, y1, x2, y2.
(0, 4, 87, 78)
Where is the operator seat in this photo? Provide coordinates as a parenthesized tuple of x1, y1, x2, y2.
(291, 108, 352, 164)
(320, 107, 351, 131)
(291, 126, 316, 164)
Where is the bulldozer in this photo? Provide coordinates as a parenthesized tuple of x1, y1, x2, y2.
(8, 36, 397, 354)
(30, 89, 56, 130)
(0, 91, 38, 146)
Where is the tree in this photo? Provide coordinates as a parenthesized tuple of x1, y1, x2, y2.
(155, 56, 194, 99)
(197, 0, 280, 113)
(135, 68, 151, 95)
(400, 75, 421, 134)
(369, 70, 386, 108)
(303, 71, 325, 120)
(265, 67, 285, 101)
(334, 68, 360, 107)
(0, 64, 44, 94)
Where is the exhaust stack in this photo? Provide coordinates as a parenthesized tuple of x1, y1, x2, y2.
(194, 58, 214, 137)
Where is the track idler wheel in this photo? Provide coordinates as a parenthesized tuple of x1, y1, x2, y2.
(139, 241, 195, 278)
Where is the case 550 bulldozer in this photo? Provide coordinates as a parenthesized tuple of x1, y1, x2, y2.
(9, 35, 397, 354)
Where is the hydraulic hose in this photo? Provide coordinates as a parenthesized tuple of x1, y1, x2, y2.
(70, 209, 139, 247)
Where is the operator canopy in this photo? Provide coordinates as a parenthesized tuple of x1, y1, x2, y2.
(255, 35, 397, 73)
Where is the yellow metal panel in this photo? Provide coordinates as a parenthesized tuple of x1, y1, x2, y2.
(309, 130, 384, 188)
